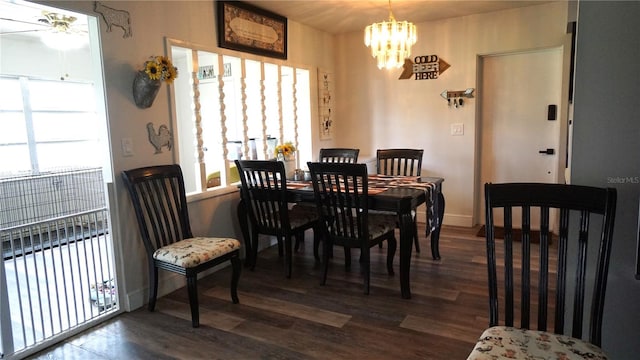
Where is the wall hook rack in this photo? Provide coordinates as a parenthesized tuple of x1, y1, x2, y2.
(441, 88, 475, 108)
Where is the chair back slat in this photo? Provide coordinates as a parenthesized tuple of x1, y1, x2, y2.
(538, 206, 551, 331)
(376, 149, 423, 176)
(572, 209, 591, 339)
(122, 165, 193, 257)
(319, 148, 359, 163)
(554, 207, 570, 334)
(503, 206, 514, 326)
(484, 182, 616, 346)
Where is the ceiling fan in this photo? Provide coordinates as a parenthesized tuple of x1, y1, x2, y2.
(0, 9, 88, 49)
(38, 11, 79, 34)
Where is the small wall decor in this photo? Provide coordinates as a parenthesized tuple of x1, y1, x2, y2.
(217, 1, 287, 59)
(441, 88, 475, 108)
(133, 56, 178, 109)
(318, 68, 333, 140)
(146, 122, 173, 154)
(399, 55, 450, 80)
(94, 2, 132, 38)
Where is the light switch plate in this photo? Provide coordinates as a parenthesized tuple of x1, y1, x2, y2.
(122, 138, 134, 157)
(451, 123, 464, 136)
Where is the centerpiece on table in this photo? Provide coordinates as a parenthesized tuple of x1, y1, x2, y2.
(275, 141, 296, 161)
(133, 55, 178, 109)
(275, 141, 297, 178)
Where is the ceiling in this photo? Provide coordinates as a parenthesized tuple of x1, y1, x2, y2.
(0, 1, 555, 43)
(242, 0, 555, 34)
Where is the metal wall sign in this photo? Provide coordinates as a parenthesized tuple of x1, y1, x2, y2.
(399, 55, 450, 80)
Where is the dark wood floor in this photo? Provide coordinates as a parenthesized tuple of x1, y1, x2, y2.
(29, 225, 493, 360)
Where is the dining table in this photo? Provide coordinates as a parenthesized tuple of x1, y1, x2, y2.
(236, 174, 445, 299)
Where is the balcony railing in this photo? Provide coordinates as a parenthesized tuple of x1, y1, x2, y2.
(0, 168, 115, 358)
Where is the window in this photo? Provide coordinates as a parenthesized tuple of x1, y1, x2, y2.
(0, 76, 103, 177)
(170, 42, 312, 194)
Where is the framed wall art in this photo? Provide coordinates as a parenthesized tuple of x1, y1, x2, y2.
(216, 1, 287, 59)
(318, 68, 333, 140)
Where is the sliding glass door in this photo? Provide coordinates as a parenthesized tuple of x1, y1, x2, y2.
(0, 1, 118, 358)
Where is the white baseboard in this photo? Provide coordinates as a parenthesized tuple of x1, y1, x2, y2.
(415, 210, 473, 228)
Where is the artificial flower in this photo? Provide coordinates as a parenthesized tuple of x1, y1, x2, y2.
(275, 141, 296, 156)
(142, 55, 178, 84)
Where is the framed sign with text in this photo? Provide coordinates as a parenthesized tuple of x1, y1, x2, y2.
(217, 1, 287, 59)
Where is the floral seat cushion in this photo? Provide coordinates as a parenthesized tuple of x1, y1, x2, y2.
(153, 237, 242, 268)
(467, 326, 608, 360)
(368, 213, 398, 239)
(288, 206, 320, 229)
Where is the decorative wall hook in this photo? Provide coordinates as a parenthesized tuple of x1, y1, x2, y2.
(94, 2, 132, 38)
(146, 122, 173, 154)
(441, 88, 474, 108)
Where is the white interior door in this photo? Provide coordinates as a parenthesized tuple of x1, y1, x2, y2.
(479, 48, 563, 229)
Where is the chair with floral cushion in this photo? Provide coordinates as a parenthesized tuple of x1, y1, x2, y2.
(236, 159, 321, 278)
(467, 182, 616, 359)
(122, 165, 241, 328)
(308, 162, 397, 294)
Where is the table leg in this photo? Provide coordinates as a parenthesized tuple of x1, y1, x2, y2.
(430, 192, 445, 260)
(236, 199, 253, 268)
(399, 210, 414, 299)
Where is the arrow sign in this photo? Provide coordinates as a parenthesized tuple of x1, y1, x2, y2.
(399, 55, 450, 80)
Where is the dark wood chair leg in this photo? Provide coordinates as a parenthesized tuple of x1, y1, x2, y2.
(148, 264, 158, 312)
(321, 238, 330, 285)
(284, 236, 292, 278)
(344, 247, 351, 269)
(237, 200, 253, 268)
(362, 248, 370, 295)
(412, 215, 420, 253)
(277, 236, 284, 258)
(294, 231, 304, 252)
(313, 225, 321, 261)
(387, 236, 396, 276)
(186, 274, 199, 328)
(230, 254, 241, 304)
(250, 227, 259, 271)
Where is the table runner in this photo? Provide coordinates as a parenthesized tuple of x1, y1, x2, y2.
(290, 176, 437, 233)
(368, 175, 437, 234)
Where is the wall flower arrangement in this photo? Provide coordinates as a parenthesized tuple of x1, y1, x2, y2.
(133, 55, 179, 109)
(143, 56, 178, 83)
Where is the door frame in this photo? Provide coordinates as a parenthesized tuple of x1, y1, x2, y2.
(473, 44, 573, 227)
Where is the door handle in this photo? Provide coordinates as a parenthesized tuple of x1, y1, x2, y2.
(538, 148, 555, 155)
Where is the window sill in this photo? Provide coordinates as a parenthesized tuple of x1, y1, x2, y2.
(186, 183, 240, 203)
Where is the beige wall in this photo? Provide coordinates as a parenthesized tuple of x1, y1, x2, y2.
(334, 2, 570, 227)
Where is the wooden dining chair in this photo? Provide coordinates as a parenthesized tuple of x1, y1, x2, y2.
(467, 182, 616, 359)
(235, 159, 321, 278)
(122, 165, 242, 328)
(376, 148, 424, 252)
(308, 162, 397, 294)
(293, 148, 360, 254)
(318, 148, 359, 163)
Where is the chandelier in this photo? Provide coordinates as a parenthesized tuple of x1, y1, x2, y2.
(364, 0, 417, 70)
